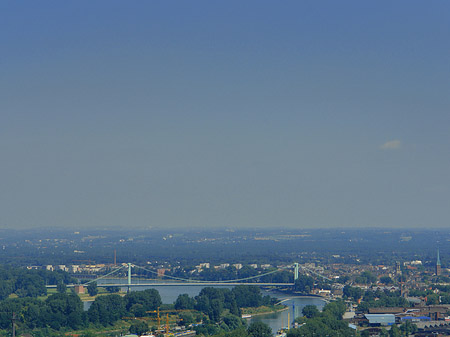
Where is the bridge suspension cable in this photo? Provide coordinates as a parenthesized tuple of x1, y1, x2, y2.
(132, 264, 286, 284)
(78, 263, 334, 287)
(297, 265, 333, 282)
(83, 265, 127, 285)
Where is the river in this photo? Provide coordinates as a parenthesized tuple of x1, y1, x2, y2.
(84, 279, 326, 334)
(248, 290, 326, 333)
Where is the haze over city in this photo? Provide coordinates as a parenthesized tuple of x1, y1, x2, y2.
(1, 1, 449, 229)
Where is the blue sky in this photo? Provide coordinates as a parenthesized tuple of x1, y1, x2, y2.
(1, 1, 449, 229)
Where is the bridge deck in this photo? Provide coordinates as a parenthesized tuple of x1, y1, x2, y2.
(46, 282, 294, 288)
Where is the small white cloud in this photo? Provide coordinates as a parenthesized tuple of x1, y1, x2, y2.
(380, 139, 401, 150)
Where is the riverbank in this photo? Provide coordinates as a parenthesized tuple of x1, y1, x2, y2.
(242, 305, 289, 318)
(263, 288, 331, 303)
(241, 304, 287, 317)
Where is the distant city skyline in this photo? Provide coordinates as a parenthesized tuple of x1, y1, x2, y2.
(1, 1, 449, 229)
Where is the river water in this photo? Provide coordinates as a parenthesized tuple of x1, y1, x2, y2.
(85, 280, 326, 334)
(248, 290, 325, 333)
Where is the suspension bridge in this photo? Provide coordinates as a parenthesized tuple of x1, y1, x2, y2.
(46, 262, 333, 289)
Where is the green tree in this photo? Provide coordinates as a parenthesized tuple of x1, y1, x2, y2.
(179, 312, 195, 326)
(388, 324, 401, 337)
(426, 293, 439, 305)
(129, 320, 149, 335)
(57, 281, 67, 293)
(175, 293, 195, 310)
(400, 320, 418, 335)
(294, 275, 314, 293)
(209, 298, 223, 322)
(0, 281, 13, 300)
(379, 328, 389, 337)
(380, 276, 393, 285)
(124, 288, 162, 312)
(337, 275, 350, 284)
(343, 285, 363, 301)
(355, 271, 377, 285)
(130, 303, 146, 317)
(107, 286, 120, 293)
(88, 294, 126, 326)
(87, 282, 98, 296)
(322, 300, 346, 319)
(230, 297, 241, 316)
(232, 286, 264, 308)
(247, 321, 272, 337)
(223, 314, 244, 330)
(288, 300, 356, 337)
(302, 305, 319, 318)
(44, 293, 86, 330)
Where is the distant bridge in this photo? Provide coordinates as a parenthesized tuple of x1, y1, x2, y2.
(47, 282, 294, 288)
(46, 262, 332, 289)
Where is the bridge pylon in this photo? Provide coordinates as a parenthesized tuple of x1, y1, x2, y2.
(127, 263, 132, 292)
(294, 263, 299, 281)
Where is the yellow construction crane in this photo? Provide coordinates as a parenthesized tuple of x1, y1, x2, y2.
(146, 307, 193, 330)
(165, 313, 169, 334)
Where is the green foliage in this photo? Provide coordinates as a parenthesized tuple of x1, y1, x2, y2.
(426, 284, 450, 304)
(44, 293, 86, 330)
(343, 285, 363, 301)
(193, 286, 270, 322)
(124, 288, 162, 312)
(337, 275, 350, 284)
(222, 314, 245, 331)
(301, 305, 319, 318)
(380, 276, 393, 285)
(397, 274, 407, 282)
(87, 282, 98, 296)
(106, 286, 120, 293)
(426, 293, 439, 305)
(0, 267, 74, 300)
(247, 321, 272, 337)
(0, 293, 87, 331)
(175, 293, 195, 310)
(400, 320, 418, 335)
(408, 288, 431, 297)
(208, 326, 250, 337)
(229, 327, 250, 337)
(130, 303, 146, 317)
(129, 320, 149, 335)
(435, 275, 450, 283)
(389, 324, 401, 337)
(322, 300, 346, 320)
(88, 294, 126, 326)
(178, 312, 195, 326)
(57, 281, 67, 293)
(287, 300, 356, 337)
(232, 285, 270, 308)
(294, 275, 314, 293)
(355, 271, 377, 285)
(380, 328, 389, 337)
(0, 281, 13, 300)
(0, 283, 274, 335)
(194, 323, 220, 335)
(80, 333, 96, 337)
(357, 289, 409, 312)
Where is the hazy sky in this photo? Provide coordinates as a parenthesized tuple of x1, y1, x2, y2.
(1, 1, 449, 229)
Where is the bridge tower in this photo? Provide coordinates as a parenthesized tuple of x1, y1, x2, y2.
(294, 263, 299, 281)
(127, 263, 132, 292)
